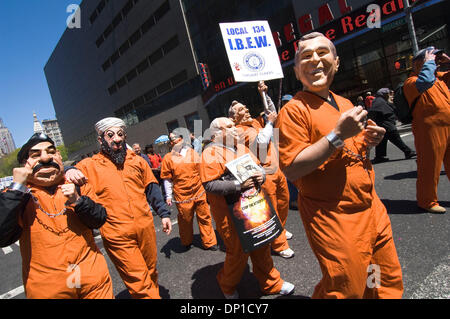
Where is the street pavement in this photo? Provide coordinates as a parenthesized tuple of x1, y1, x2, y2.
(1, 131, 449, 299)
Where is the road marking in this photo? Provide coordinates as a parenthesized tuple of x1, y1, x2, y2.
(400, 132, 412, 138)
(0, 286, 24, 299)
(410, 255, 450, 299)
(2, 246, 13, 255)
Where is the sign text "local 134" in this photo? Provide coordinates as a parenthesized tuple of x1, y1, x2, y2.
(226, 25, 271, 51)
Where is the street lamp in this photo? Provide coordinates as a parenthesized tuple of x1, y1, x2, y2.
(403, 0, 420, 55)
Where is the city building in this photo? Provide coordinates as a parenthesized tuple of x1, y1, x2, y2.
(33, 113, 64, 147)
(45, 0, 205, 160)
(182, 0, 449, 120)
(45, 0, 449, 160)
(42, 119, 64, 147)
(0, 118, 16, 156)
(33, 112, 44, 134)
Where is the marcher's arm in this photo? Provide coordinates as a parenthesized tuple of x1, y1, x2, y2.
(145, 183, 171, 218)
(416, 60, 437, 93)
(162, 179, 173, 200)
(0, 190, 29, 247)
(73, 195, 107, 229)
(283, 106, 369, 181)
(203, 180, 240, 196)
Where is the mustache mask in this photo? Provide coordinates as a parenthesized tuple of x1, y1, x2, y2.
(32, 161, 61, 174)
(100, 136, 127, 166)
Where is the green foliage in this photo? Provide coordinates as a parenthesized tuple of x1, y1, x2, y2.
(0, 149, 19, 177)
(57, 144, 68, 162)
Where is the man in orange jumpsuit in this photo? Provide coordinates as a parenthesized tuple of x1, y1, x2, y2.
(0, 133, 113, 298)
(276, 32, 403, 298)
(228, 82, 294, 259)
(200, 117, 294, 299)
(67, 117, 172, 299)
(161, 130, 218, 251)
(403, 47, 450, 214)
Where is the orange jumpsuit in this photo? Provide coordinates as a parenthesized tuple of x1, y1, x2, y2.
(18, 183, 113, 299)
(403, 71, 450, 210)
(276, 91, 403, 298)
(236, 119, 290, 252)
(200, 143, 284, 295)
(76, 150, 161, 299)
(160, 147, 217, 248)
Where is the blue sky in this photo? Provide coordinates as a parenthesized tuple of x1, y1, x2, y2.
(0, 0, 82, 148)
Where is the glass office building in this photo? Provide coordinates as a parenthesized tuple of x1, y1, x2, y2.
(182, 0, 449, 119)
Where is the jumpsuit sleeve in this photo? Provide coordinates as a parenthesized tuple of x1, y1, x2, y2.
(415, 60, 437, 93)
(0, 190, 29, 247)
(145, 183, 171, 218)
(73, 196, 107, 229)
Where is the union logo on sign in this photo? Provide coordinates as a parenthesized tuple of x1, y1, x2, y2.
(243, 52, 265, 72)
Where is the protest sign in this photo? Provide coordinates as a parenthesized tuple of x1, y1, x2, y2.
(219, 20, 284, 82)
(224, 154, 282, 253)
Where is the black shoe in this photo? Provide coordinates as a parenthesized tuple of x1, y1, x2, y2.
(372, 157, 389, 164)
(405, 151, 416, 159)
(205, 244, 219, 251)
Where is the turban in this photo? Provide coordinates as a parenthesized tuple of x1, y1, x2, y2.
(17, 133, 55, 164)
(95, 117, 126, 136)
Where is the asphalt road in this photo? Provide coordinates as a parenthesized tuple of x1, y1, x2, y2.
(1, 132, 449, 300)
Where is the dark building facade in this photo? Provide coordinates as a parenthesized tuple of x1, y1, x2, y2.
(182, 0, 449, 119)
(45, 0, 204, 159)
(45, 0, 449, 159)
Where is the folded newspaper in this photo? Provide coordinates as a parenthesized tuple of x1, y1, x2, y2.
(225, 153, 261, 183)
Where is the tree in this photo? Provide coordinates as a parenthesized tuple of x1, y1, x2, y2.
(0, 149, 19, 177)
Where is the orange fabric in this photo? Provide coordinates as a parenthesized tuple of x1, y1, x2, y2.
(76, 150, 161, 299)
(160, 148, 217, 248)
(403, 71, 450, 209)
(276, 91, 403, 298)
(200, 143, 284, 295)
(236, 119, 290, 252)
(19, 182, 113, 299)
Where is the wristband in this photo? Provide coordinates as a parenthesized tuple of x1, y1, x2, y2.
(234, 180, 241, 192)
(9, 182, 30, 194)
(326, 131, 344, 149)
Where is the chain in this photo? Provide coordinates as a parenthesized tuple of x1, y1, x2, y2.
(172, 190, 206, 204)
(35, 214, 70, 236)
(342, 146, 368, 162)
(31, 194, 67, 218)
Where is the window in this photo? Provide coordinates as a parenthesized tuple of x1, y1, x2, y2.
(102, 59, 111, 72)
(110, 51, 120, 64)
(126, 69, 138, 82)
(171, 70, 187, 87)
(119, 41, 130, 55)
(129, 30, 142, 45)
(112, 13, 123, 28)
(122, 0, 133, 16)
(117, 77, 127, 88)
(137, 59, 149, 74)
(166, 120, 179, 133)
(149, 49, 163, 65)
(184, 112, 200, 133)
(162, 36, 179, 55)
(108, 84, 117, 95)
(141, 16, 155, 34)
(89, 11, 98, 24)
(103, 24, 113, 38)
(157, 80, 172, 95)
(95, 36, 104, 48)
(154, 1, 170, 22)
(144, 88, 157, 101)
